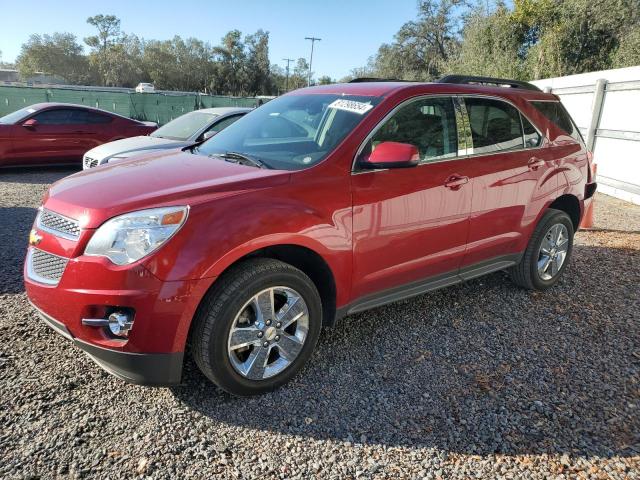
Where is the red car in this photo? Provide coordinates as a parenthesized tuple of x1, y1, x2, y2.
(24, 76, 596, 395)
(0, 103, 156, 167)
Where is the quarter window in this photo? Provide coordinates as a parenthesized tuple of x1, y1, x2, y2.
(531, 101, 583, 144)
(362, 97, 458, 164)
(464, 98, 523, 154)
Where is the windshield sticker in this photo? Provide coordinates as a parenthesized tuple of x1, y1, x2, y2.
(328, 99, 373, 115)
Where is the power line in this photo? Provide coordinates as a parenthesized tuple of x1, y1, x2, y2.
(304, 37, 321, 87)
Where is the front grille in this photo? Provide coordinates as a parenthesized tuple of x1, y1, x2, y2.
(28, 248, 68, 285)
(37, 209, 80, 240)
(84, 156, 99, 168)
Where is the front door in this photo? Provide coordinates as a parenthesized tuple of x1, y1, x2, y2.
(13, 108, 82, 165)
(351, 96, 472, 301)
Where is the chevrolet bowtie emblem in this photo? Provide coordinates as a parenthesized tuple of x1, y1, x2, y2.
(29, 229, 43, 246)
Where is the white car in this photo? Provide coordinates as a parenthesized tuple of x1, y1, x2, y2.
(82, 107, 250, 169)
(135, 83, 155, 93)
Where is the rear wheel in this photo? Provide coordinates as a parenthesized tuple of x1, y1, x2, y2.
(509, 209, 574, 290)
(191, 258, 322, 396)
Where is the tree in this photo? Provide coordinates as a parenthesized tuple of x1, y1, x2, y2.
(85, 14, 132, 86)
(94, 34, 145, 87)
(444, 2, 526, 79)
(245, 30, 271, 95)
(85, 14, 121, 51)
(16, 33, 93, 84)
(371, 0, 465, 80)
(317, 75, 333, 85)
(211, 30, 247, 95)
(290, 58, 309, 89)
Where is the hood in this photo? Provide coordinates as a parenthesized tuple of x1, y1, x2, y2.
(45, 150, 291, 228)
(86, 136, 186, 160)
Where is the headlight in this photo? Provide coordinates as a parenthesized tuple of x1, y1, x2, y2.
(84, 206, 188, 265)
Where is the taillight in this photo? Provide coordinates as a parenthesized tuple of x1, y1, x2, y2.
(586, 151, 596, 182)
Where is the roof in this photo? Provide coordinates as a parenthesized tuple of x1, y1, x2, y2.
(17, 102, 152, 124)
(289, 81, 556, 101)
(196, 107, 253, 115)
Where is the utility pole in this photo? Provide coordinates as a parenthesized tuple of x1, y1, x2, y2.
(304, 36, 321, 87)
(282, 58, 294, 92)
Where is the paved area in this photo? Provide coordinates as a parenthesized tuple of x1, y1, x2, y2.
(1, 167, 639, 479)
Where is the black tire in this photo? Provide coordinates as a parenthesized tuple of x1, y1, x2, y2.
(191, 258, 322, 396)
(509, 208, 574, 290)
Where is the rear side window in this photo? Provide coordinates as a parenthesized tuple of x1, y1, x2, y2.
(531, 101, 583, 144)
(68, 110, 112, 124)
(366, 97, 458, 163)
(86, 112, 112, 124)
(464, 98, 523, 154)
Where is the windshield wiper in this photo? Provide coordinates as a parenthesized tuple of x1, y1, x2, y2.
(218, 151, 272, 169)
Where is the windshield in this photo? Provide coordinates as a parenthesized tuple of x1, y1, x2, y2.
(0, 106, 37, 124)
(151, 111, 217, 141)
(196, 94, 381, 170)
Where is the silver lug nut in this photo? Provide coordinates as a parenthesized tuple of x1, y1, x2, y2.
(266, 320, 272, 326)
(274, 335, 280, 342)
(276, 322, 282, 328)
(263, 341, 269, 347)
(257, 331, 263, 338)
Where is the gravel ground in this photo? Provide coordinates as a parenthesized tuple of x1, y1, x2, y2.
(1, 168, 639, 479)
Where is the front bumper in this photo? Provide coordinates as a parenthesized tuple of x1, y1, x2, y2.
(25, 244, 214, 386)
(31, 301, 183, 385)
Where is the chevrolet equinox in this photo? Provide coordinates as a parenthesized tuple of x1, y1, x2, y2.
(25, 76, 597, 396)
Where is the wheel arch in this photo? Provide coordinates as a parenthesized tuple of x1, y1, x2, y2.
(197, 240, 340, 328)
(548, 194, 581, 231)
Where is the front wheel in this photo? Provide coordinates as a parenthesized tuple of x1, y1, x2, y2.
(509, 208, 574, 290)
(191, 258, 322, 396)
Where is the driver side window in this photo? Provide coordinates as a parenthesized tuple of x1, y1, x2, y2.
(367, 97, 458, 164)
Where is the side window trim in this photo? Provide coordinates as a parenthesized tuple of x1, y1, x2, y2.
(458, 95, 546, 158)
(352, 94, 462, 173)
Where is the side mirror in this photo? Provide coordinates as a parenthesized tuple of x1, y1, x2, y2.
(22, 118, 38, 129)
(360, 141, 420, 169)
(202, 130, 217, 141)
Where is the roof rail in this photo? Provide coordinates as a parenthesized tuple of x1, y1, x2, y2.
(437, 75, 542, 92)
(348, 77, 406, 83)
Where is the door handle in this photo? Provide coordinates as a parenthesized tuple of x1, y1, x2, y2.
(444, 174, 469, 190)
(528, 157, 546, 170)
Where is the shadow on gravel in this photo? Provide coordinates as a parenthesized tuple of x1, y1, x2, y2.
(172, 242, 639, 459)
(0, 166, 78, 184)
(0, 207, 38, 294)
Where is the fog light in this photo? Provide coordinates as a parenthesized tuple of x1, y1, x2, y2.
(108, 312, 134, 337)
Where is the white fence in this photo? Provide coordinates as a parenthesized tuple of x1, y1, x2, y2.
(531, 66, 640, 205)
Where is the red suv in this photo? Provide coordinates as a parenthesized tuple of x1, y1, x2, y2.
(24, 76, 596, 396)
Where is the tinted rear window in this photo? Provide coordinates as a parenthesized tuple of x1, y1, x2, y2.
(531, 101, 583, 144)
(465, 97, 523, 154)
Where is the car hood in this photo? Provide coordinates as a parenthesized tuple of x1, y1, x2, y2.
(44, 150, 291, 228)
(86, 136, 187, 160)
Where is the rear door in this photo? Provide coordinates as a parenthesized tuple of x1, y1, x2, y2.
(458, 96, 557, 269)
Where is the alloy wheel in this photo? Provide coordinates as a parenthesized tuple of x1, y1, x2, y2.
(227, 286, 309, 380)
(537, 223, 569, 281)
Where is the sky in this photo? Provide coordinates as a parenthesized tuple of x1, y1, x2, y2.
(0, 0, 421, 80)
